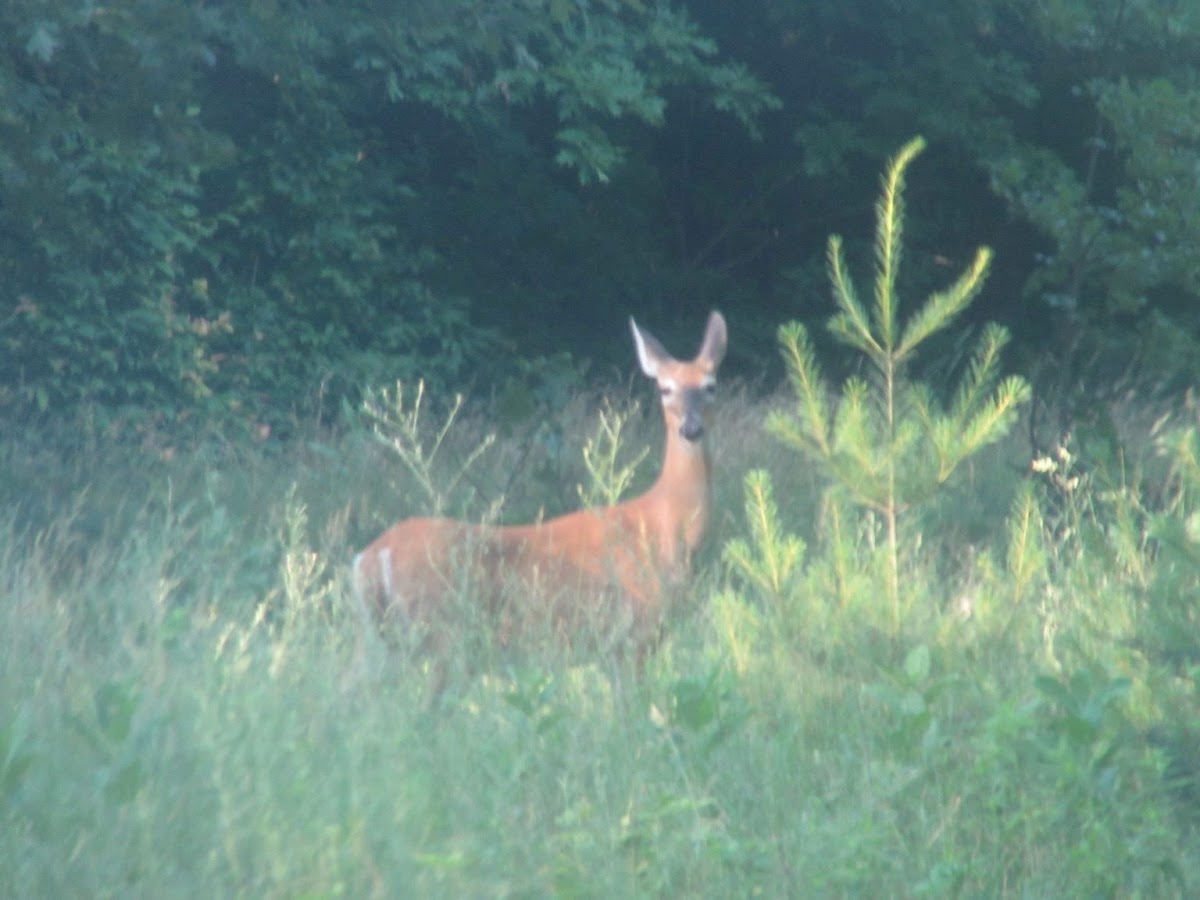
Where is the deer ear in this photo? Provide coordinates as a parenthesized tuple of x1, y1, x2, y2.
(631, 318, 670, 378)
(697, 311, 727, 368)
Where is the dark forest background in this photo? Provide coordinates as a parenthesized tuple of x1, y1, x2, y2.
(2, 0, 1198, 442)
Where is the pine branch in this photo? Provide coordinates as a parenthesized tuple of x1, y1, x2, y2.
(769, 322, 832, 456)
(831, 377, 874, 456)
(826, 235, 880, 357)
(723, 470, 805, 597)
(830, 377, 889, 506)
(928, 416, 960, 481)
(957, 376, 1031, 457)
(1007, 483, 1047, 602)
(766, 411, 819, 460)
(951, 322, 1009, 421)
(896, 245, 992, 362)
(873, 136, 925, 349)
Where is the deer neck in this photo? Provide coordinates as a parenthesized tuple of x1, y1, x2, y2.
(645, 425, 713, 557)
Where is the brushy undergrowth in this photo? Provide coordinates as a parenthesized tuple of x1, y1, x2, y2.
(1, 379, 1198, 897)
(5, 137, 1199, 896)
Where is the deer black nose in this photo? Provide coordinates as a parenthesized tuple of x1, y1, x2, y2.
(680, 413, 704, 442)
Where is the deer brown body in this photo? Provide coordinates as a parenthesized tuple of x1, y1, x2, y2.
(352, 311, 727, 655)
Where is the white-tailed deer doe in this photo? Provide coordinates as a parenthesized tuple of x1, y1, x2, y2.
(352, 310, 727, 665)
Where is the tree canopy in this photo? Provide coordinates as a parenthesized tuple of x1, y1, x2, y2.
(1, 1, 1197, 438)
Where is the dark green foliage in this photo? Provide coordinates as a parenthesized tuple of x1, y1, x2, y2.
(3, 0, 1200, 457)
(0, 3, 223, 421)
(0, 1, 775, 435)
(703, 0, 1200, 399)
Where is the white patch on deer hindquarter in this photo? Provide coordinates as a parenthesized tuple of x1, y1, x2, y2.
(378, 547, 393, 599)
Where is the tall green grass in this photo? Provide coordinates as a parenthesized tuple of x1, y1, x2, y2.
(1, 388, 1196, 897)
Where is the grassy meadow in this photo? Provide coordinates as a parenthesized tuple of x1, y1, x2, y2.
(1, 380, 1198, 898)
